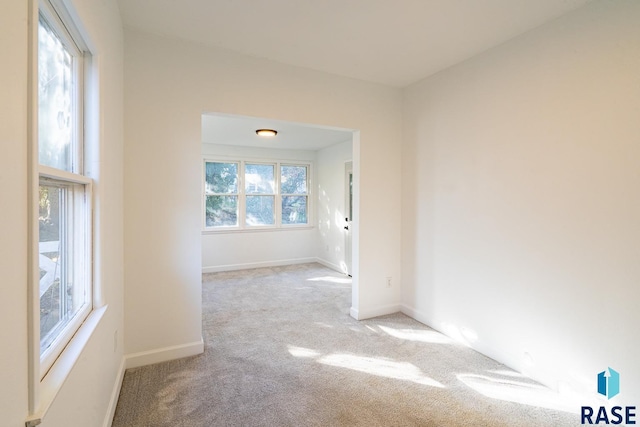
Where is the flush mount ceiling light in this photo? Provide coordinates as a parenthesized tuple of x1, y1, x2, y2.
(256, 129, 277, 137)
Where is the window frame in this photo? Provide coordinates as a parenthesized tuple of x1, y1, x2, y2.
(244, 161, 277, 228)
(35, 0, 94, 379)
(202, 158, 313, 232)
(204, 161, 240, 229)
(280, 163, 310, 227)
(37, 6, 83, 173)
(37, 169, 93, 377)
(27, 0, 99, 422)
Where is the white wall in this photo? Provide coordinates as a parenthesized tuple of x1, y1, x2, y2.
(0, 0, 124, 425)
(201, 141, 355, 274)
(123, 29, 403, 365)
(402, 0, 640, 406)
(317, 140, 353, 273)
(0, 2, 30, 425)
(201, 144, 318, 272)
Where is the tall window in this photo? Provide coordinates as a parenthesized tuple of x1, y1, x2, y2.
(281, 165, 308, 225)
(204, 162, 239, 227)
(245, 163, 275, 226)
(203, 160, 310, 230)
(36, 2, 92, 376)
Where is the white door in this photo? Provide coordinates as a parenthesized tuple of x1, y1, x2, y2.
(344, 162, 353, 276)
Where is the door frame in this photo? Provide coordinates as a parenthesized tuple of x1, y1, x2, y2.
(344, 161, 353, 276)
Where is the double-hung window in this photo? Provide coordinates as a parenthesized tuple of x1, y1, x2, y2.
(35, 0, 92, 378)
(280, 165, 309, 225)
(204, 162, 239, 227)
(245, 163, 276, 226)
(203, 160, 310, 230)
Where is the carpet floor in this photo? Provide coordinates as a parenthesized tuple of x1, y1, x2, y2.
(112, 263, 577, 426)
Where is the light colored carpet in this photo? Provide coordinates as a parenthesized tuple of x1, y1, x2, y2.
(112, 263, 577, 426)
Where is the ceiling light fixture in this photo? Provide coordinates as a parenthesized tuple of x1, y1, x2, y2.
(256, 129, 277, 137)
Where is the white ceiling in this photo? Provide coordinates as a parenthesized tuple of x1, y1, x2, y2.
(126, 1, 592, 149)
(117, 0, 591, 87)
(202, 114, 353, 150)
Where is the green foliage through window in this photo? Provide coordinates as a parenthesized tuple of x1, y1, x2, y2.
(204, 160, 309, 229)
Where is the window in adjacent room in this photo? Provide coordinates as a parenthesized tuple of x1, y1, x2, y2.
(245, 163, 276, 226)
(204, 161, 239, 227)
(280, 164, 308, 225)
(203, 160, 311, 230)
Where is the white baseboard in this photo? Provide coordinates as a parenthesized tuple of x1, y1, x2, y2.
(203, 257, 350, 275)
(125, 338, 204, 369)
(315, 258, 348, 274)
(350, 303, 400, 320)
(401, 303, 482, 348)
(202, 258, 317, 273)
(399, 303, 535, 390)
(400, 303, 432, 326)
(103, 356, 126, 427)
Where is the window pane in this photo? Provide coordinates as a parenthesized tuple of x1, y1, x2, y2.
(38, 16, 75, 172)
(39, 183, 87, 355)
(246, 195, 275, 226)
(282, 196, 308, 225)
(206, 195, 238, 227)
(245, 164, 275, 194)
(205, 162, 238, 194)
(281, 165, 307, 194)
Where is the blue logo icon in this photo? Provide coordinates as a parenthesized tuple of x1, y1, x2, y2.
(597, 367, 620, 399)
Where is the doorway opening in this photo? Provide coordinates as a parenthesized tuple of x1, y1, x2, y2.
(200, 112, 359, 314)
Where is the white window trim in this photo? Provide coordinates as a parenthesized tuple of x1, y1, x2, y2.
(26, 0, 104, 424)
(280, 163, 311, 228)
(37, 176, 93, 378)
(202, 157, 313, 233)
(244, 161, 277, 228)
(203, 160, 241, 230)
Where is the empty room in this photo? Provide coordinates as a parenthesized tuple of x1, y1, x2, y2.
(1, 0, 639, 426)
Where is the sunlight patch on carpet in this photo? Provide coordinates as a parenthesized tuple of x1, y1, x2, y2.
(457, 373, 579, 413)
(378, 325, 453, 344)
(319, 353, 445, 388)
(288, 345, 321, 358)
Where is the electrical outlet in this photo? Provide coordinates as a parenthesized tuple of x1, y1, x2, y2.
(386, 277, 392, 288)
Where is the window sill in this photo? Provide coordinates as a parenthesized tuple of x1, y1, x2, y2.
(26, 305, 108, 426)
(202, 225, 315, 235)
